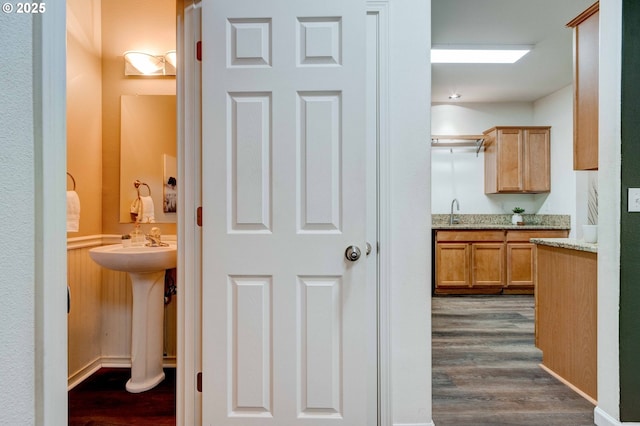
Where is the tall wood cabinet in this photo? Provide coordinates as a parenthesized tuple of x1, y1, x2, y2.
(483, 126, 551, 194)
(567, 2, 599, 171)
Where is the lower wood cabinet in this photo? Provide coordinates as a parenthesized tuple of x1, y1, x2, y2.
(435, 229, 569, 294)
(472, 243, 504, 287)
(436, 243, 470, 288)
(535, 244, 597, 401)
(435, 230, 504, 294)
(504, 230, 569, 293)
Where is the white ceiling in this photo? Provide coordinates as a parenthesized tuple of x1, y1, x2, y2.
(431, 0, 596, 103)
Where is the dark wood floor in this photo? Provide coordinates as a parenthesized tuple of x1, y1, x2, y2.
(432, 295, 595, 425)
(68, 368, 175, 426)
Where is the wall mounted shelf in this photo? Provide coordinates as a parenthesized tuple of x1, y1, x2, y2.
(431, 135, 485, 156)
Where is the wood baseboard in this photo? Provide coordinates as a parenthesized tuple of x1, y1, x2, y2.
(434, 287, 503, 295)
(503, 288, 533, 294)
(539, 363, 597, 406)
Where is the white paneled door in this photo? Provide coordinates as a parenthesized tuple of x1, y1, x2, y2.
(201, 0, 373, 425)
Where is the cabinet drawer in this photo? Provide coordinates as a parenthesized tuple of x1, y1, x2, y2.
(505, 230, 569, 242)
(437, 230, 505, 242)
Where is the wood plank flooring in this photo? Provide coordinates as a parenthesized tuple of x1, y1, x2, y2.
(432, 295, 595, 425)
(69, 296, 594, 425)
(68, 368, 175, 426)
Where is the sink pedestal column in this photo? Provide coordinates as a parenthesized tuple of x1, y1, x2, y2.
(126, 270, 166, 393)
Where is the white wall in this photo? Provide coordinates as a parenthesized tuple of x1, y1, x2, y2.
(432, 91, 580, 237)
(389, 0, 432, 424)
(0, 12, 36, 426)
(431, 102, 540, 215)
(596, 0, 622, 423)
(533, 84, 586, 238)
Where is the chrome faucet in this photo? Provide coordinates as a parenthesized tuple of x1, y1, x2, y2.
(450, 198, 460, 225)
(145, 226, 167, 247)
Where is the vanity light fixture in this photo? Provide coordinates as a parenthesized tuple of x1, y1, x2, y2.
(431, 44, 532, 64)
(164, 50, 177, 68)
(124, 50, 177, 76)
(449, 93, 461, 100)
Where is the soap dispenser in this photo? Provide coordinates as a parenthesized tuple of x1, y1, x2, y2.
(130, 223, 145, 246)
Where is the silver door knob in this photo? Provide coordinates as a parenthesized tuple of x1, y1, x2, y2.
(345, 245, 361, 262)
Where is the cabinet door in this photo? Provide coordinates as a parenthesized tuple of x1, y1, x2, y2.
(524, 128, 550, 192)
(436, 243, 470, 288)
(496, 129, 523, 192)
(506, 243, 535, 289)
(571, 6, 599, 170)
(471, 243, 504, 287)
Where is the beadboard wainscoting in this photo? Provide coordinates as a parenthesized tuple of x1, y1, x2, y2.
(67, 235, 177, 389)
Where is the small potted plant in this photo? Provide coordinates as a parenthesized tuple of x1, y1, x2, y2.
(512, 207, 525, 225)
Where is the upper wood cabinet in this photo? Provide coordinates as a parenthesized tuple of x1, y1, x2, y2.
(483, 126, 551, 194)
(568, 2, 599, 170)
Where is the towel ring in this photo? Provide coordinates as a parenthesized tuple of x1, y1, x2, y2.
(67, 172, 76, 191)
(134, 180, 151, 196)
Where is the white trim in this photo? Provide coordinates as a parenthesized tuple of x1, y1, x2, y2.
(67, 358, 102, 391)
(366, 2, 392, 426)
(595, 407, 640, 426)
(177, 3, 202, 426)
(34, 2, 68, 424)
(101, 356, 177, 368)
(66, 234, 178, 250)
(67, 356, 178, 391)
(67, 235, 105, 250)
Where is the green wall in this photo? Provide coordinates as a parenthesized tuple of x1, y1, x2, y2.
(619, 0, 640, 420)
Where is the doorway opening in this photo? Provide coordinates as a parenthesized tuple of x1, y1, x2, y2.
(66, 0, 178, 423)
(430, 0, 598, 422)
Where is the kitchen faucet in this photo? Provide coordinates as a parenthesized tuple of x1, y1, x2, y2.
(450, 198, 460, 225)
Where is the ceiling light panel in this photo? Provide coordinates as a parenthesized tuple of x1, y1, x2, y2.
(431, 45, 532, 64)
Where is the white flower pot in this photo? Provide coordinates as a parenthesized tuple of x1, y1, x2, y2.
(512, 214, 523, 225)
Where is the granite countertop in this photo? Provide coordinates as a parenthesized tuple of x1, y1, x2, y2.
(530, 237, 597, 253)
(432, 214, 571, 230)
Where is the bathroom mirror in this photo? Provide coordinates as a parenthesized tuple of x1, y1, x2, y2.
(119, 95, 177, 223)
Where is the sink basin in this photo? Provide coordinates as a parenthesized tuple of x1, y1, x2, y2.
(89, 242, 177, 393)
(89, 243, 176, 273)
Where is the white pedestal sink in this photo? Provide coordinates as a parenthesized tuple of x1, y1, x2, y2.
(89, 242, 177, 393)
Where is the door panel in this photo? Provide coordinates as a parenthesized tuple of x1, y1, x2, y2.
(201, 1, 371, 424)
(524, 128, 550, 192)
(436, 243, 470, 287)
(506, 243, 535, 288)
(497, 129, 523, 191)
(471, 243, 504, 286)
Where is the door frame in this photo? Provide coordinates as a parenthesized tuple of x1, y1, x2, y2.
(176, 2, 202, 425)
(366, 2, 392, 424)
(35, 3, 69, 424)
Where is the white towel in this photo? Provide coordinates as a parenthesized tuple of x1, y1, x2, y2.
(66, 190, 81, 232)
(130, 197, 141, 218)
(139, 195, 156, 223)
